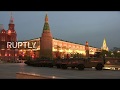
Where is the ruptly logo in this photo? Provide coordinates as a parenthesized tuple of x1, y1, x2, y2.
(7, 42, 36, 49)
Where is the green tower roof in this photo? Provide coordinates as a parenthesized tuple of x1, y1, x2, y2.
(43, 13, 50, 31)
(43, 22, 50, 30)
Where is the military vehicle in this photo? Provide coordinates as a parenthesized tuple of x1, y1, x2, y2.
(24, 58, 54, 67)
(24, 51, 104, 70)
(55, 57, 104, 70)
(54, 51, 104, 70)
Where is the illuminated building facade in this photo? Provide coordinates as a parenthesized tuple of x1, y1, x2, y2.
(19, 14, 101, 59)
(19, 37, 100, 59)
(0, 13, 19, 61)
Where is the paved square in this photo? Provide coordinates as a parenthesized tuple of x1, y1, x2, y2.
(0, 63, 120, 79)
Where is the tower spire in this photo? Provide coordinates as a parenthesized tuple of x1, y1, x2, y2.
(43, 13, 50, 31)
(9, 11, 14, 24)
(101, 38, 109, 51)
(45, 12, 48, 22)
(11, 12, 12, 17)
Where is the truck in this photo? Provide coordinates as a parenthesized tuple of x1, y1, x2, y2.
(55, 57, 104, 70)
(24, 52, 105, 70)
(54, 52, 104, 70)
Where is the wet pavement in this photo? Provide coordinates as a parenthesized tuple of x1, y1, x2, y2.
(0, 63, 120, 79)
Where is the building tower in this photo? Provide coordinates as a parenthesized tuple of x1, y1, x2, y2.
(8, 12, 17, 42)
(40, 13, 53, 59)
(0, 12, 18, 61)
(7, 12, 18, 61)
(85, 41, 89, 57)
(101, 38, 109, 51)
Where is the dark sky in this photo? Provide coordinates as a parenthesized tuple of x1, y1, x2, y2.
(1, 11, 120, 50)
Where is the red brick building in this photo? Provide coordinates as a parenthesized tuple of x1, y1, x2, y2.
(0, 14, 18, 62)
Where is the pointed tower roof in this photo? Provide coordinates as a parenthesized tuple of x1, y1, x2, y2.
(9, 12, 14, 24)
(103, 38, 107, 46)
(43, 13, 50, 31)
(101, 38, 109, 51)
(45, 13, 48, 22)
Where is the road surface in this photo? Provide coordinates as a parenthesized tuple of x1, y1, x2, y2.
(0, 63, 120, 79)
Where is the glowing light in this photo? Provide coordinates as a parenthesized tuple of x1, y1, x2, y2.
(53, 47, 57, 51)
(59, 49, 63, 52)
(8, 30, 11, 35)
(68, 49, 72, 53)
(52, 76, 55, 79)
(1, 49, 5, 50)
(106, 61, 110, 64)
(32, 55, 34, 58)
(103, 67, 111, 70)
(117, 51, 120, 53)
(5, 53, 7, 56)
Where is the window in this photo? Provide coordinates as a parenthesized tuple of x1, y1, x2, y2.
(1, 37, 5, 41)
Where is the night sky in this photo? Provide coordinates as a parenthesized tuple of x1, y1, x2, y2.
(0, 11, 120, 50)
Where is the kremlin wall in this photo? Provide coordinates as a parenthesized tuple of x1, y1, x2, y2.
(18, 14, 102, 60)
(0, 13, 109, 61)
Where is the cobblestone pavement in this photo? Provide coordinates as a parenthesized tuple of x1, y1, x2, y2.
(0, 63, 120, 79)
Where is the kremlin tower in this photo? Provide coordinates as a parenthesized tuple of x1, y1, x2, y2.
(40, 13, 53, 59)
(101, 38, 109, 51)
(85, 41, 89, 57)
